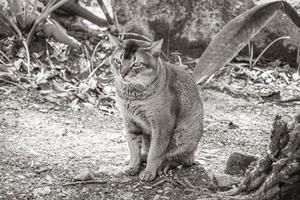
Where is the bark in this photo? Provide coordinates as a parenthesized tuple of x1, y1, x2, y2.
(223, 114, 300, 200)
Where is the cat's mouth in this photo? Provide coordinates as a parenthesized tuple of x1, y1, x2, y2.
(120, 75, 131, 83)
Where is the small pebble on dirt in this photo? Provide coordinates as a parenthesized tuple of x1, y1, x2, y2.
(164, 186, 172, 194)
(39, 109, 48, 113)
(33, 186, 51, 196)
(156, 189, 163, 193)
(153, 194, 161, 200)
(64, 120, 72, 125)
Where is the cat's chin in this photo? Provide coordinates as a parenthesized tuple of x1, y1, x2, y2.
(120, 77, 131, 84)
(120, 78, 147, 87)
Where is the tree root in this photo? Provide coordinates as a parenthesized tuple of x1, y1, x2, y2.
(224, 114, 300, 200)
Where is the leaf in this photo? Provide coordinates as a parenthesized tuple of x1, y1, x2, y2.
(42, 19, 81, 48)
(193, 1, 300, 84)
(293, 72, 300, 81)
(73, 169, 96, 181)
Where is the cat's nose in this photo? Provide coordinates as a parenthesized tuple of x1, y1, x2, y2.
(121, 72, 126, 78)
(120, 69, 129, 78)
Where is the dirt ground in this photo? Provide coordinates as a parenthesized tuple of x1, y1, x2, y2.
(0, 86, 298, 200)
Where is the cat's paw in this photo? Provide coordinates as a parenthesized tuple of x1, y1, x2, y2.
(157, 162, 172, 176)
(123, 165, 141, 176)
(139, 170, 156, 181)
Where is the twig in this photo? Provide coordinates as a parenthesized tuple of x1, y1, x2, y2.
(4, 13, 23, 38)
(248, 41, 253, 70)
(90, 40, 104, 71)
(151, 179, 166, 188)
(0, 57, 7, 65)
(165, 177, 180, 187)
(166, 21, 173, 57)
(132, 183, 141, 189)
(252, 36, 290, 67)
(279, 96, 300, 103)
(183, 188, 196, 193)
(87, 58, 107, 79)
(122, 32, 152, 42)
(175, 179, 188, 188)
(112, 3, 119, 33)
(81, 44, 91, 73)
(183, 178, 196, 189)
(22, 40, 31, 75)
(0, 87, 9, 92)
(63, 180, 107, 186)
(0, 78, 26, 89)
(96, 0, 114, 25)
(0, 49, 12, 65)
(26, 0, 70, 47)
(120, 24, 127, 40)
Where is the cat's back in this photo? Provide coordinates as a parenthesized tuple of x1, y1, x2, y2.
(165, 62, 201, 100)
(164, 61, 203, 118)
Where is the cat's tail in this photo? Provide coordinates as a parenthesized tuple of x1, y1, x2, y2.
(193, 1, 300, 84)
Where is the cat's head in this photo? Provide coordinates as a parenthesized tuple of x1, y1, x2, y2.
(108, 34, 163, 86)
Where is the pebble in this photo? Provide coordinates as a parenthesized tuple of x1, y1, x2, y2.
(164, 186, 172, 194)
(156, 189, 163, 194)
(39, 109, 48, 113)
(122, 192, 134, 200)
(33, 186, 51, 196)
(64, 120, 72, 125)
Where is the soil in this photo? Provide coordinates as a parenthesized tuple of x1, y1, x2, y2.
(0, 86, 298, 200)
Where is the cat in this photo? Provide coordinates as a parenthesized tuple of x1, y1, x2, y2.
(109, 34, 204, 181)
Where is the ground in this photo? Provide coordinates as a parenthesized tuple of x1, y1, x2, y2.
(0, 85, 298, 200)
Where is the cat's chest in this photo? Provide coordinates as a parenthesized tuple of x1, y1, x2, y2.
(119, 100, 153, 133)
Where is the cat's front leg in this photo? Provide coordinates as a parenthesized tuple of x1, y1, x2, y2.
(123, 120, 142, 176)
(139, 127, 172, 181)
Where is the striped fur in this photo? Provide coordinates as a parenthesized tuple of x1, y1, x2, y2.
(109, 37, 204, 181)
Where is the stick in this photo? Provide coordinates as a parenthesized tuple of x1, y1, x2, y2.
(151, 179, 166, 188)
(183, 178, 196, 189)
(63, 180, 107, 186)
(96, 0, 114, 25)
(0, 78, 26, 90)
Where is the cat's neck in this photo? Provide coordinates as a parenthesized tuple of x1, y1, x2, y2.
(116, 60, 167, 101)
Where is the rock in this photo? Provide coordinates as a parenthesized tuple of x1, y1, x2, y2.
(114, 0, 300, 65)
(64, 119, 72, 125)
(33, 186, 51, 196)
(152, 194, 161, 200)
(122, 192, 134, 200)
(212, 173, 241, 191)
(73, 168, 96, 181)
(115, 0, 254, 58)
(163, 186, 172, 195)
(39, 109, 48, 113)
(225, 152, 257, 176)
(156, 189, 163, 194)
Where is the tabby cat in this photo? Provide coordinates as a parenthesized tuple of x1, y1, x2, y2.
(109, 34, 204, 181)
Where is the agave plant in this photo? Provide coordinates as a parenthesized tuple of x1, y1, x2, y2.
(1, 0, 81, 47)
(0, 0, 82, 75)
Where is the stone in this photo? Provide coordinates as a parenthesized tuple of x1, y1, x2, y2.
(114, 0, 300, 65)
(115, 0, 254, 58)
(225, 152, 257, 176)
(212, 173, 241, 191)
(33, 186, 51, 196)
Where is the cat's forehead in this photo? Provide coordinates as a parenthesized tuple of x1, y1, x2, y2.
(114, 39, 151, 59)
(123, 40, 139, 59)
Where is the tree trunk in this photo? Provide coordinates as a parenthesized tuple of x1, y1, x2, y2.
(223, 114, 300, 200)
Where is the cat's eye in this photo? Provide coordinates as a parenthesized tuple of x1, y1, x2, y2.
(132, 62, 143, 68)
(114, 58, 121, 65)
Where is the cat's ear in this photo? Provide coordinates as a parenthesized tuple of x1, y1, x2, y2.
(144, 39, 163, 55)
(108, 33, 123, 48)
